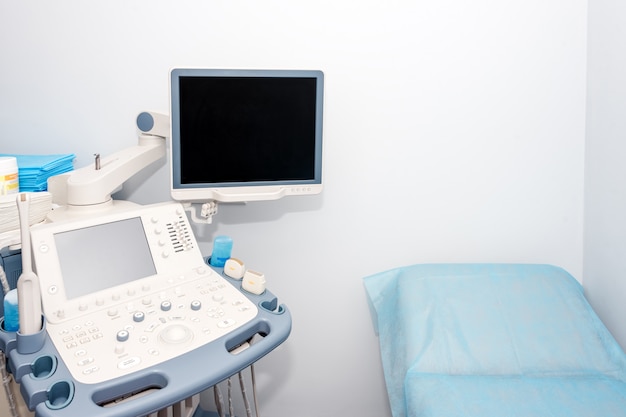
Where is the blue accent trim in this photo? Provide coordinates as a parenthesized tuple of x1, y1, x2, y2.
(136, 112, 155, 132)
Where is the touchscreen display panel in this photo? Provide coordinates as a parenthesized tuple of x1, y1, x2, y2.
(54, 217, 157, 300)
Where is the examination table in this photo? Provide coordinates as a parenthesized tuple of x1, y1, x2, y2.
(363, 263, 626, 417)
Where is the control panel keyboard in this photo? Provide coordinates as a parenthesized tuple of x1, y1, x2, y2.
(46, 266, 258, 385)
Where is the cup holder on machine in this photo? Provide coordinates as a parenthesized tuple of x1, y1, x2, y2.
(260, 298, 285, 314)
(31, 355, 58, 380)
(45, 380, 74, 410)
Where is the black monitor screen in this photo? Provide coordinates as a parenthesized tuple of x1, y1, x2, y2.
(178, 76, 317, 184)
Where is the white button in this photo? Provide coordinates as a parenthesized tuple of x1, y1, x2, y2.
(145, 322, 161, 332)
(83, 366, 99, 375)
(118, 357, 141, 370)
(217, 319, 236, 328)
(77, 357, 94, 366)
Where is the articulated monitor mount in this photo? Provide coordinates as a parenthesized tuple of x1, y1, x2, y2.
(47, 112, 169, 220)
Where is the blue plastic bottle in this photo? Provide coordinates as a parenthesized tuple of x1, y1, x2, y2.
(3, 288, 19, 332)
(209, 235, 233, 267)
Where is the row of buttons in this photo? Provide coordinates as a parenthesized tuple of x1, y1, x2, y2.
(52, 267, 212, 320)
(60, 322, 104, 350)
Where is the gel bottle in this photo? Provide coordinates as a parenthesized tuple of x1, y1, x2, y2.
(3, 288, 19, 332)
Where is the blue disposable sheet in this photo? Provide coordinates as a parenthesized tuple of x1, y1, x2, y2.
(0, 153, 75, 191)
(363, 264, 626, 417)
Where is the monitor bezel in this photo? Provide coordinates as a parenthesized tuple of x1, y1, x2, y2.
(169, 68, 324, 203)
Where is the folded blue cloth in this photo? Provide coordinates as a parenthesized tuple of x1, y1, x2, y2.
(0, 154, 75, 191)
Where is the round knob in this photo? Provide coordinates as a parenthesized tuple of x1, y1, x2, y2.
(190, 300, 201, 311)
(116, 330, 129, 342)
(133, 311, 145, 322)
(161, 301, 172, 311)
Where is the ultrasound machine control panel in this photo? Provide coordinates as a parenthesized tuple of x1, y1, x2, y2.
(32, 203, 259, 385)
(0, 202, 291, 417)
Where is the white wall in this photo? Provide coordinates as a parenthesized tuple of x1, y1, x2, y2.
(0, 1, 588, 416)
(584, 0, 626, 349)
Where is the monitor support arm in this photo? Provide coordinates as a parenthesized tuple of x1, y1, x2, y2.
(48, 112, 169, 209)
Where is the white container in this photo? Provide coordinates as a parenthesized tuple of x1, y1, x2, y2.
(0, 156, 19, 195)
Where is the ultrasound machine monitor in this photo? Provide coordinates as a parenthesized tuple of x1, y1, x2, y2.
(169, 68, 324, 203)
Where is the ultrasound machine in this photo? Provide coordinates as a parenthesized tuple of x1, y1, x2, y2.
(0, 69, 324, 417)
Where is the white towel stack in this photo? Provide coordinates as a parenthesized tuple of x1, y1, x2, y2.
(0, 192, 53, 249)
